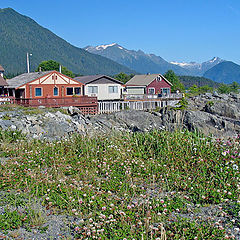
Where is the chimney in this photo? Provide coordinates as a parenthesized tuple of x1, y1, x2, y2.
(59, 65, 62, 73)
(39, 67, 42, 72)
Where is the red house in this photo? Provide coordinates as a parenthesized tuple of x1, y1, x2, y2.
(5, 71, 98, 114)
(6, 71, 84, 98)
(124, 74, 172, 97)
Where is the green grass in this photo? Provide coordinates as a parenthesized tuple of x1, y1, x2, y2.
(0, 129, 239, 239)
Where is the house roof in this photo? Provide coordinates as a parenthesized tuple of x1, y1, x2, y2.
(6, 71, 53, 88)
(0, 75, 8, 86)
(0, 65, 5, 72)
(74, 75, 124, 85)
(126, 74, 173, 86)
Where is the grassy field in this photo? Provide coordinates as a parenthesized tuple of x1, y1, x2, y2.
(0, 130, 239, 239)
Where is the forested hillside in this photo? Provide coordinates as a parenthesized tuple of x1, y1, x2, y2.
(0, 8, 134, 75)
(178, 75, 221, 88)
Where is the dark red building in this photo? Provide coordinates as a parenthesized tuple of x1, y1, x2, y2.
(125, 74, 172, 97)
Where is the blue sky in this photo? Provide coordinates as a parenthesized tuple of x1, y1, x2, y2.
(1, 0, 240, 64)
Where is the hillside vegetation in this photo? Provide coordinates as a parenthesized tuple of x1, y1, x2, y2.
(0, 130, 239, 239)
(178, 75, 221, 89)
(0, 8, 134, 75)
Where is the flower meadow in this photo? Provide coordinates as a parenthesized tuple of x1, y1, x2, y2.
(0, 130, 239, 239)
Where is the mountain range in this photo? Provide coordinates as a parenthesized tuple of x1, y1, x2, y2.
(170, 57, 224, 76)
(85, 44, 240, 84)
(0, 8, 134, 75)
(85, 44, 224, 76)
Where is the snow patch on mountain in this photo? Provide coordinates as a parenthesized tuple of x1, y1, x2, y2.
(171, 61, 201, 68)
(95, 43, 117, 50)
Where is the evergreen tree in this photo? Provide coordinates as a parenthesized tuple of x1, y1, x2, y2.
(164, 70, 185, 92)
(217, 83, 231, 94)
(230, 81, 240, 93)
(114, 72, 135, 84)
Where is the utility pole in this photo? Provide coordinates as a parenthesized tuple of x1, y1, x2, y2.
(26, 52, 32, 73)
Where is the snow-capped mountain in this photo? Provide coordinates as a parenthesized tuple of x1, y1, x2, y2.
(171, 57, 225, 76)
(84, 43, 189, 75)
(85, 44, 226, 76)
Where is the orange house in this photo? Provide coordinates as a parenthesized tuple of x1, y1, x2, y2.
(6, 71, 84, 99)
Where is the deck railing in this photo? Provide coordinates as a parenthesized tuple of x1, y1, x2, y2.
(15, 96, 98, 115)
(0, 96, 15, 104)
(123, 93, 183, 101)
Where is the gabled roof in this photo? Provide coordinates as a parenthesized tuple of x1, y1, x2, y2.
(74, 75, 124, 85)
(126, 74, 173, 86)
(0, 65, 5, 72)
(0, 75, 8, 86)
(6, 71, 52, 88)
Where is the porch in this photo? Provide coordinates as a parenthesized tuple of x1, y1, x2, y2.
(0, 96, 98, 115)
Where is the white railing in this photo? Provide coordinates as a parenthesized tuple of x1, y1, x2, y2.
(98, 99, 180, 114)
(123, 93, 183, 101)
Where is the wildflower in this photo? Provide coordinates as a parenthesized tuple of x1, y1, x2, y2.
(74, 226, 80, 231)
(102, 206, 106, 211)
(222, 151, 227, 156)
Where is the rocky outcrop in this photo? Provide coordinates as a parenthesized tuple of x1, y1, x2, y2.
(0, 93, 239, 139)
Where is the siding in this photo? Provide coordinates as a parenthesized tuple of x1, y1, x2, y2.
(85, 83, 123, 101)
(146, 79, 171, 94)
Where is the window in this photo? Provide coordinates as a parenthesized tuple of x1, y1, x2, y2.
(74, 87, 81, 95)
(108, 86, 118, 93)
(88, 86, 98, 94)
(148, 88, 155, 94)
(53, 87, 58, 96)
(66, 87, 73, 95)
(35, 88, 42, 97)
(161, 88, 170, 96)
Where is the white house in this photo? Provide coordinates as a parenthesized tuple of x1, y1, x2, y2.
(74, 75, 124, 101)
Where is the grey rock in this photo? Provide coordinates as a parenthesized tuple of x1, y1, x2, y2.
(205, 92, 213, 98)
(0, 119, 13, 129)
(230, 93, 240, 99)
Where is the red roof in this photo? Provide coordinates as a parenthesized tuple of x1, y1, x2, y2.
(0, 75, 8, 86)
(0, 65, 5, 72)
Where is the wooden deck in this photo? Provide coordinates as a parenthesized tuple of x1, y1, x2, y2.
(15, 96, 98, 115)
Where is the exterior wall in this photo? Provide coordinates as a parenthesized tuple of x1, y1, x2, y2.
(24, 84, 83, 98)
(146, 78, 171, 95)
(85, 83, 123, 101)
(125, 86, 145, 95)
(19, 72, 83, 98)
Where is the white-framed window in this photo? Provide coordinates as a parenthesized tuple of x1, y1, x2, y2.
(53, 87, 59, 96)
(148, 88, 155, 94)
(88, 86, 98, 94)
(66, 87, 74, 95)
(35, 87, 42, 97)
(161, 88, 170, 95)
(109, 86, 118, 93)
